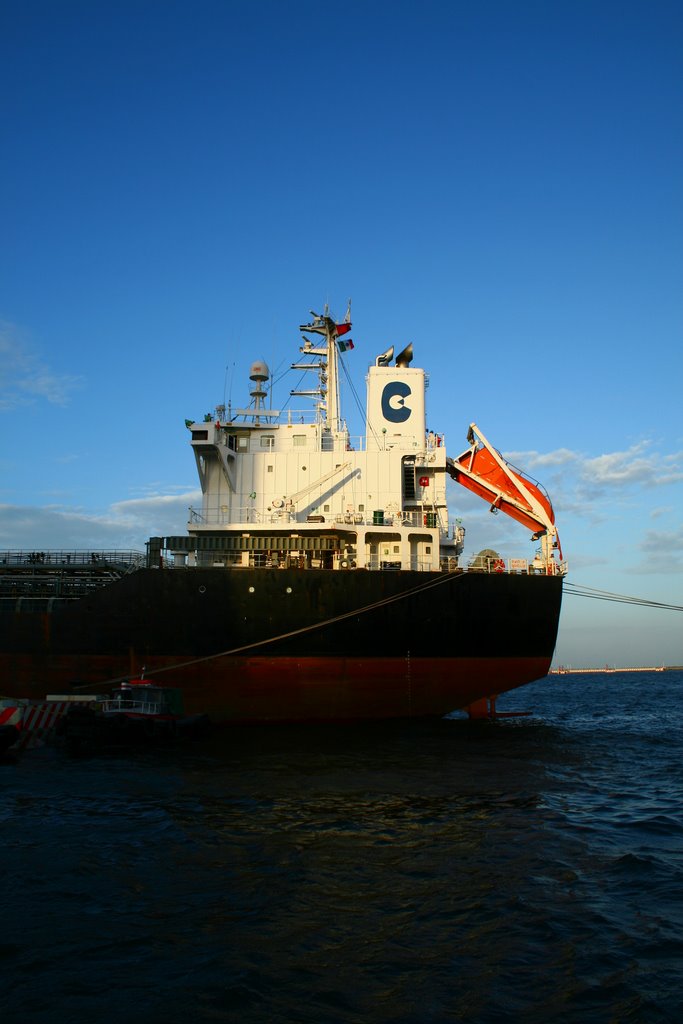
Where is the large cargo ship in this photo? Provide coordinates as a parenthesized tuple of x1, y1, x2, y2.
(1, 304, 566, 722)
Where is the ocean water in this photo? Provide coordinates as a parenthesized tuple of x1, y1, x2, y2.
(2, 670, 682, 1024)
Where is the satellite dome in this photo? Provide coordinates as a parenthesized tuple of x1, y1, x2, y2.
(249, 360, 270, 382)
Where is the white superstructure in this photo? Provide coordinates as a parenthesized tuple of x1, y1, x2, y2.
(178, 306, 464, 572)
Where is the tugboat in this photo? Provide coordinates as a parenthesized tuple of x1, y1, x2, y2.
(57, 676, 210, 752)
(0, 301, 566, 723)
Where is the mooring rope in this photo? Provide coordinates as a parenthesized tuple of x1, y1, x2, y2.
(75, 568, 471, 688)
(563, 582, 683, 613)
(75, 573, 681, 691)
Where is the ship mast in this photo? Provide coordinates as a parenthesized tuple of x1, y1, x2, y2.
(295, 304, 348, 430)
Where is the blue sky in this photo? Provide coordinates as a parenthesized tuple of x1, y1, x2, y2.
(1, 0, 681, 668)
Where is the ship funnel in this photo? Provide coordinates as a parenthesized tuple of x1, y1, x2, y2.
(395, 344, 413, 367)
(375, 346, 394, 367)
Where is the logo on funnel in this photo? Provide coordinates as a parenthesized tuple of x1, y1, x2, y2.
(381, 381, 412, 423)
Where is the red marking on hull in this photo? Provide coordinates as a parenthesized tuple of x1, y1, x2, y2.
(0, 653, 551, 723)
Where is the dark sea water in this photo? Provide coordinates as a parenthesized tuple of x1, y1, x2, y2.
(2, 671, 683, 1024)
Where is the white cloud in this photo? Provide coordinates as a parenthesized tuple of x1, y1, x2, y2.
(504, 443, 683, 540)
(0, 490, 200, 552)
(580, 442, 683, 489)
(633, 524, 683, 574)
(0, 324, 85, 410)
(505, 447, 580, 469)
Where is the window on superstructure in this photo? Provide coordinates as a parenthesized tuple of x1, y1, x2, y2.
(293, 435, 307, 447)
(260, 435, 274, 449)
(237, 436, 248, 450)
(267, 465, 273, 473)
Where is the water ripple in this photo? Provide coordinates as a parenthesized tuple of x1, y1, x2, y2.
(2, 672, 682, 1023)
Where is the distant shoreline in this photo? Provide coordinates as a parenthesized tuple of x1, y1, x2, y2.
(550, 666, 681, 675)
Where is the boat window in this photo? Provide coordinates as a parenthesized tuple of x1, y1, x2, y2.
(260, 435, 274, 449)
(237, 436, 249, 450)
(293, 435, 307, 447)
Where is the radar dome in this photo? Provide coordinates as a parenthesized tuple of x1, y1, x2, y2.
(249, 360, 270, 382)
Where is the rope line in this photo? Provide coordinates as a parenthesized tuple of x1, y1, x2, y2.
(564, 582, 683, 613)
(75, 574, 680, 691)
(76, 569, 470, 689)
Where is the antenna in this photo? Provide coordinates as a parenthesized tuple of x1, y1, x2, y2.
(224, 361, 235, 408)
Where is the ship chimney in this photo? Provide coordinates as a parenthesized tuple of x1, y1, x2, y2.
(395, 344, 413, 367)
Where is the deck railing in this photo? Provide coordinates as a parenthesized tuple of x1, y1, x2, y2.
(101, 697, 165, 714)
(188, 507, 448, 529)
(168, 551, 568, 575)
(0, 550, 146, 569)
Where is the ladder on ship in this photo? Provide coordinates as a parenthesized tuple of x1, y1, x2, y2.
(403, 460, 417, 502)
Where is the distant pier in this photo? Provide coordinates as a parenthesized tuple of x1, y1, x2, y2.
(550, 666, 672, 675)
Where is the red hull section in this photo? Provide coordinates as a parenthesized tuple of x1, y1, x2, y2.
(0, 652, 551, 722)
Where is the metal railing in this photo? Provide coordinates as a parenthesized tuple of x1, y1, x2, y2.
(0, 550, 146, 569)
(467, 555, 568, 576)
(187, 507, 448, 530)
(101, 697, 165, 714)
(168, 552, 567, 575)
(0, 551, 149, 602)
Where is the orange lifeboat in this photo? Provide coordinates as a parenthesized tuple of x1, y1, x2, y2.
(447, 423, 562, 559)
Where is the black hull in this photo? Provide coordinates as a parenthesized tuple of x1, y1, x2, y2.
(1, 568, 562, 721)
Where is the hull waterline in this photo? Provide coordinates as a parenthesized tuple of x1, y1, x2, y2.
(1, 568, 562, 721)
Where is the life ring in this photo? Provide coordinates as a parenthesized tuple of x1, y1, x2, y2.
(493, 558, 505, 573)
(272, 498, 284, 509)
